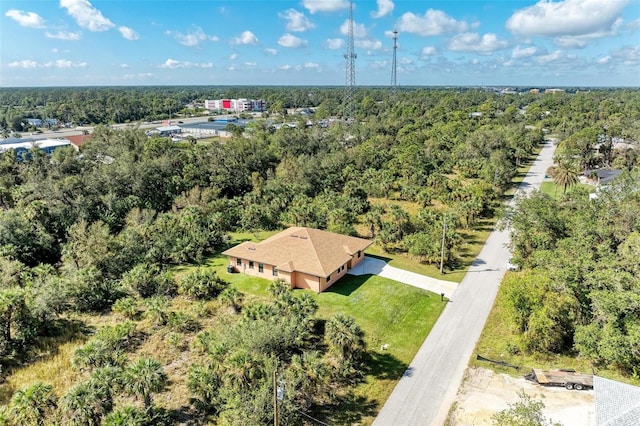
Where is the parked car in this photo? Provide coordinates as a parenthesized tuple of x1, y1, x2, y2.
(507, 258, 519, 271)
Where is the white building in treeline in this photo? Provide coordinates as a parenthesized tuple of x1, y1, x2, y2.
(204, 98, 265, 112)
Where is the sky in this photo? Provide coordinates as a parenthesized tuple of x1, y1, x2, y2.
(1, 0, 639, 87)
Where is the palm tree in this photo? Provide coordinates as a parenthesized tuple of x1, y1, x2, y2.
(219, 287, 244, 313)
(9, 382, 57, 426)
(102, 406, 150, 426)
(553, 159, 579, 195)
(325, 315, 365, 362)
(60, 379, 112, 425)
(122, 357, 168, 413)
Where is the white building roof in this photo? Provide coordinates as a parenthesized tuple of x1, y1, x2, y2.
(0, 138, 71, 153)
(156, 125, 181, 132)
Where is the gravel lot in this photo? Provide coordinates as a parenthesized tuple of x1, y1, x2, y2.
(449, 367, 595, 426)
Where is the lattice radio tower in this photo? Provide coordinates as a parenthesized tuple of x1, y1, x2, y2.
(344, 1, 357, 120)
(391, 30, 398, 94)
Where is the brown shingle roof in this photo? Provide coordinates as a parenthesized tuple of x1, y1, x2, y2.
(222, 227, 372, 277)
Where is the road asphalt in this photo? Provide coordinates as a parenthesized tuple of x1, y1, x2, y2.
(373, 139, 557, 426)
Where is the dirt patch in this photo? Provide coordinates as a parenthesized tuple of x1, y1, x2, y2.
(449, 367, 595, 426)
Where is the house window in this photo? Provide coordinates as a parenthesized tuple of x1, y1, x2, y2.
(236, 258, 242, 266)
(273, 267, 278, 277)
(327, 274, 331, 282)
(249, 261, 254, 269)
(258, 263, 264, 273)
(357, 251, 361, 258)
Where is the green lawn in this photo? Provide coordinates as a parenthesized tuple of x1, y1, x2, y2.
(197, 246, 446, 424)
(539, 181, 595, 199)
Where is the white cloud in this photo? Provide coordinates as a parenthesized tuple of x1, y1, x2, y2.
(610, 45, 640, 65)
(536, 50, 564, 64)
(597, 56, 611, 64)
(265, 48, 278, 55)
(123, 73, 154, 80)
(355, 39, 383, 50)
(244, 62, 257, 68)
(553, 19, 623, 48)
(279, 64, 293, 71)
(60, 0, 115, 32)
(5, 9, 46, 28)
(278, 9, 315, 32)
(371, 0, 394, 19)
(167, 27, 218, 47)
(302, 0, 349, 14)
(160, 58, 180, 69)
(325, 38, 344, 50)
(629, 18, 640, 31)
(159, 58, 214, 69)
(303, 62, 321, 71)
(9, 59, 87, 68)
(421, 46, 437, 57)
(400, 57, 413, 65)
(448, 33, 509, 53)
(229, 53, 239, 60)
(506, 0, 628, 37)
(8, 60, 39, 69)
(231, 30, 259, 45)
(118, 26, 139, 40)
(397, 9, 468, 36)
(46, 31, 81, 40)
(511, 45, 537, 59)
(278, 33, 307, 48)
(121, 64, 130, 68)
(340, 20, 367, 38)
(370, 60, 387, 70)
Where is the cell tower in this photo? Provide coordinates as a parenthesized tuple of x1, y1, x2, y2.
(391, 30, 398, 94)
(344, 1, 357, 120)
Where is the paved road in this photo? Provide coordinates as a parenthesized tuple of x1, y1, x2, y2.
(373, 139, 557, 426)
(348, 256, 457, 299)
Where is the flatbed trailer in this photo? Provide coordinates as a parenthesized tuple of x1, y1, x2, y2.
(526, 368, 593, 390)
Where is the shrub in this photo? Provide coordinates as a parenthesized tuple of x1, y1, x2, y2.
(167, 311, 200, 333)
(112, 297, 139, 319)
(121, 263, 176, 298)
(178, 268, 228, 300)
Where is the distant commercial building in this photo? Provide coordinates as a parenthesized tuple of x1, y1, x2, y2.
(179, 119, 249, 138)
(26, 118, 59, 127)
(0, 137, 73, 157)
(204, 98, 265, 112)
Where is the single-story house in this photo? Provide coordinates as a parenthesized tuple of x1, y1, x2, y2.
(222, 227, 373, 293)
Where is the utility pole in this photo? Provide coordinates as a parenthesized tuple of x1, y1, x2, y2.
(391, 30, 398, 96)
(273, 368, 279, 426)
(343, 1, 357, 121)
(440, 214, 447, 274)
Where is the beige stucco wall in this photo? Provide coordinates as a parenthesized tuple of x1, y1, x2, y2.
(349, 250, 365, 268)
(228, 256, 291, 286)
(320, 263, 349, 292)
(292, 272, 322, 292)
(227, 253, 363, 293)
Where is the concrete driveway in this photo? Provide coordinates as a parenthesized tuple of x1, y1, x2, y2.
(348, 256, 457, 299)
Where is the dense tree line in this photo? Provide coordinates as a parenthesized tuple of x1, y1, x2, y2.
(504, 169, 640, 373)
(1, 87, 638, 422)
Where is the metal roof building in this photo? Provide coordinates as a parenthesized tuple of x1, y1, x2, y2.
(0, 138, 72, 156)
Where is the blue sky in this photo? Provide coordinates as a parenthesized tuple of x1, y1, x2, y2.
(2, 0, 639, 87)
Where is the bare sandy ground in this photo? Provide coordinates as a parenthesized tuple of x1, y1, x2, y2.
(448, 367, 595, 426)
